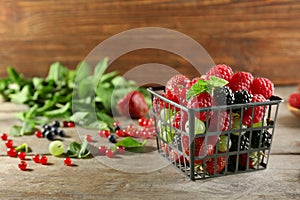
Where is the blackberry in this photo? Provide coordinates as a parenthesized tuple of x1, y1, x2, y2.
(214, 86, 235, 105)
(234, 90, 252, 104)
(172, 134, 182, 152)
(245, 129, 272, 148)
(229, 134, 249, 152)
(108, 135, 117, 144)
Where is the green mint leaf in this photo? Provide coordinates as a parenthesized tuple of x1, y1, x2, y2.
(66, 139, 90, 159)
(75, 61, 91, 83)
(208, 76, 228, 87)
(46, 62, 67, 83)
(186, 79, 208, 100)
(7, 66, 23, 84)
(78, 138, 90, 158)
(21, 121, 35, 135)
(9, 85, 31, 104)
(115, 137, 146, 148)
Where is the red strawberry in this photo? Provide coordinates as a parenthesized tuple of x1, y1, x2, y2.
(229, 72, 254, 92)
(169, 149, 185, 163)
(288, 93, 300, 109)
(205, 156, 226, 175)
(182, 135, 216, 165)
(206, 64, 233, 82)
(209, 110, 233, 132)
(239, 152, 262, 169)
(250, 77, 274, 99)
(242, 94, 267, 126)
(187, 92, 212, 122)
(118, 90, 148, 119)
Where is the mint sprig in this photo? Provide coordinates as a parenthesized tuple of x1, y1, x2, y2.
(186, 76, 228, 100)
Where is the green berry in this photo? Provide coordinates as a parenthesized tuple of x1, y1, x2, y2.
(231, 116, 247, 136)
(185, 118, 206, 135)
(49, 141, 65, 157)
(160, 108, 174, 122)
(217, 135, 231, 152)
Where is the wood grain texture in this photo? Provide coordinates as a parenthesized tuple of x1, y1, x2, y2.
(0, 0, 299, 85)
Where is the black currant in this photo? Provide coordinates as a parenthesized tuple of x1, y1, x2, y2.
(108, 135, 117, 144)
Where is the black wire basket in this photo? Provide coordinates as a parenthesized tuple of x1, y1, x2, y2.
(147, 87, 283, 181)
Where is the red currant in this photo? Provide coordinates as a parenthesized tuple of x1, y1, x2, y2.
(142, 131, 151, 139)
(18, 151, 26, 160)
(63, 121, 69, 127)
(113, 121, 120, 127)
(18, 161, 27, 171)
(135, 130, 143, 138)
(67, 121, 75, 128)
(116, 146, 125, 154)
(98, 146, 107, 155)
(106, 149, 114, 158)
(98, 130, 110, 138)
(7, 148, 17, 157)
(35, 131, 43, 138)
(1, 133, 8, 141)
(116, 130, 126, 137)
(127, 124, 135, 130)
(5, 139, 13, 148)
(138, 117, 147, 127)
(64, 157, 72, 166)
(32, 154, 40, 163)
(39, 156, 48, 165)
(85, 134, 92, 142)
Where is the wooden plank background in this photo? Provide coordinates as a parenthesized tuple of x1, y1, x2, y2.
(0, 0, 299, 85)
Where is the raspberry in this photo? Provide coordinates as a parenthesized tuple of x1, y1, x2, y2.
(206, 64, 233, 82)
(165, 75, 190, 108)
(250, 77, 274, 99)
(288, 93, 300, 109)
(187, 92, 212, 122)
(213, 86, 235, 105)
(229, 72, 254, 92)
(205, 156, 226, 175)
(209, 110, 232, 132)
(242, 94, 267, 126)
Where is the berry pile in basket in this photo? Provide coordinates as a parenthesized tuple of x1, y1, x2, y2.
(153, 64, 275, 175)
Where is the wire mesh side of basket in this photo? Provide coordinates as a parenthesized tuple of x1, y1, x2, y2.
(147, 87, 283, 181)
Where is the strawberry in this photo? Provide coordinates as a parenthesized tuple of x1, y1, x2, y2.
(182, 135, 216, 165)
(239, 151, 263, 169)
(205, 156, 226, 175)
(206, 64, 233, 82)
(169, 149, 185, 163)
(288, 93, 300, 109)
(187, 92, 212, 122)
(250, 77, 274, 99)
(229, 72, 254, 92)
(118, 90, 148, 119)
(242, 94, 266, 126)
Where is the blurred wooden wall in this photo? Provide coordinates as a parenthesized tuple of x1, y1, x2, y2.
(0, 0, 299, 85)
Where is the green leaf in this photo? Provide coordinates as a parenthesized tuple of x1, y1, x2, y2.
(100, 71, 118, 83)
(75, 61, 91, 83)
(96, 112, 114, 130)
(78, 76, 95, 98)
(115, 137, 146, 148)
(46, 62, 67, 83)
(21, 121, 35, 135)
(186, 79, 208, 100)
(44, 102, 71, 118)
(9, 85, 31, 104)
(66, 139, 90, 158)
(208, 76, 228, 87)
(7, 66, 23, 84)
(94, 57, 109, 82)
(10, 125, 22, 137)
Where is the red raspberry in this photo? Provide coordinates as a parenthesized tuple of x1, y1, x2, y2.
(229, 72, 254, 92)
(187, 92, 212, 122)
(165, 74, 190, 94)
(242, 94, 267, 126)
(250, 77, 274, 99)
(152, 94, 166, 113)
(209, 110, 233, 132)
(206, 64, 233, 82)
(288, 93, 300, 109)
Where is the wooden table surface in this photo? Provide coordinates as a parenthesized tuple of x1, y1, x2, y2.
(0, 86, 299, 200)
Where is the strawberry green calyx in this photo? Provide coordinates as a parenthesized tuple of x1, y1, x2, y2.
(186, 76, 228, 101)
(249, 151, 265, 167)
